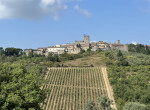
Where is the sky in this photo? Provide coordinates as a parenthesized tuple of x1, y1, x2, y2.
(0, 0, 150, 49)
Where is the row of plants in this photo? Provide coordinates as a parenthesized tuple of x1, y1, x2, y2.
(42, 67, 107, 110)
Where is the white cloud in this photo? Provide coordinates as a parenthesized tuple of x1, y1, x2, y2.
(42, 0, 56, 5)
(74, 5, 91, 17)
(131, 41, 137, 45)
(0, 0, 91, 20)
(0, 0, 67, 20)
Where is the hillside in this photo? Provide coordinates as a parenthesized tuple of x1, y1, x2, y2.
(51, 51, 150, 110)
(104, 51, 150, 110)
(39, 51, 119, 110)
(41, 67, 109, 110)
(0, 50, 149, 110)
(61, 52, 108, 67)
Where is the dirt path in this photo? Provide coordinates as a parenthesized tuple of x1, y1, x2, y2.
(101, 67, 117, 110)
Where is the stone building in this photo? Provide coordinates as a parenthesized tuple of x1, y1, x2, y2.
(24, 35, 129, 56)
(97, 41, 110, 50)
(90, 40, 128, 52)
(47, 46, 67, 55)
(33, 49, 43, 55)
(146, 45, 150, 50)
(37, 47, 48, 56)
(37, 48, 47, 53)
(90, 42, 99, 51)
(63, 34, 90, 54)
(24, 49, 33, 56)
(109, 40, 128, 51)
(65, 43, 81, 54)
(75, 34, 90, 51)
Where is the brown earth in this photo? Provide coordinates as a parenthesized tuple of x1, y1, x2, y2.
(42, 53, 118, 110)
(101, 67, 117, 110)
(62, 53, 107, 67)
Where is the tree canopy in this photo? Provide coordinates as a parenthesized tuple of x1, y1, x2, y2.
(123, 102, 148, 110)
(0, 63, 46, 110)
(5, 48, 23, 56)
(128, 44, 150, 55)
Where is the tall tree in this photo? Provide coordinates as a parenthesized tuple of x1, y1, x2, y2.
(144, 45, 150, 55)
(83, 101, 97, 110)
(117, 50, 124, 61)
(97, 96, 115, 110)
(0, 63, 46, 110)
(0, 47, 4, 55)
(5, 48, 22, 56)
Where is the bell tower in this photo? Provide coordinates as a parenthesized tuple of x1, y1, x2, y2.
(84, 34, 90, 44)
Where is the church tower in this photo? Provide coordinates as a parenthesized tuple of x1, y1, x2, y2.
(84, 34, 90, 44)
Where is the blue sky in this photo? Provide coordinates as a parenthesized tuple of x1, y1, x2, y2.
(0, 0, 150, 49)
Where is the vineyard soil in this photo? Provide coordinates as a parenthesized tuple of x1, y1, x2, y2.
(41, 67, 115, 110)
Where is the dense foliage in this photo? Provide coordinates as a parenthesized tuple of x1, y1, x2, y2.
(0, 47, 97, 67)
(0, 63, 46, 110)
(83, 96, 115, 110)
(5, 48, 23, 56)
(123, 102, 148, 110)
(123, 52, 150, 65)
(0, 48, 48, 110)
(2, 46, 149, 110)
(105, 50, 150, 110)
(0, 47, 98, 109)
(107, 65, 150, 110)
(128, 44, 150, 55)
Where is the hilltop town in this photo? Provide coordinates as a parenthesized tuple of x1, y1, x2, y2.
(1, 35, 150, 110)
(24, 34, 128, 56)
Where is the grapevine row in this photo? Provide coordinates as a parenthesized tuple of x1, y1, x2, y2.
(42, 67, 107, 110)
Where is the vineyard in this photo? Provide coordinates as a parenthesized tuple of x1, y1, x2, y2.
(41, 67, 107, 110)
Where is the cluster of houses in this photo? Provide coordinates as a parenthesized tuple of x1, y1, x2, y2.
(24, 35, 129, 56)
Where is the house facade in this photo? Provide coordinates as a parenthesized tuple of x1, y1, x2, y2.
(24, 35, 128, 56)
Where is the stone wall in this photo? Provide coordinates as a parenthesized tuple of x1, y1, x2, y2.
(47, 46, 66, 55)
(24, 37, 129, 56)
(109, 44, 128, 51)
(24, 49, 33, 56)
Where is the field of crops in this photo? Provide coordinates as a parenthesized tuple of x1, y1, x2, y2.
(41, 67, 107, 110)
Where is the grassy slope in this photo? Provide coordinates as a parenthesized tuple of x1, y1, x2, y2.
(61, 52, 110, 67)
